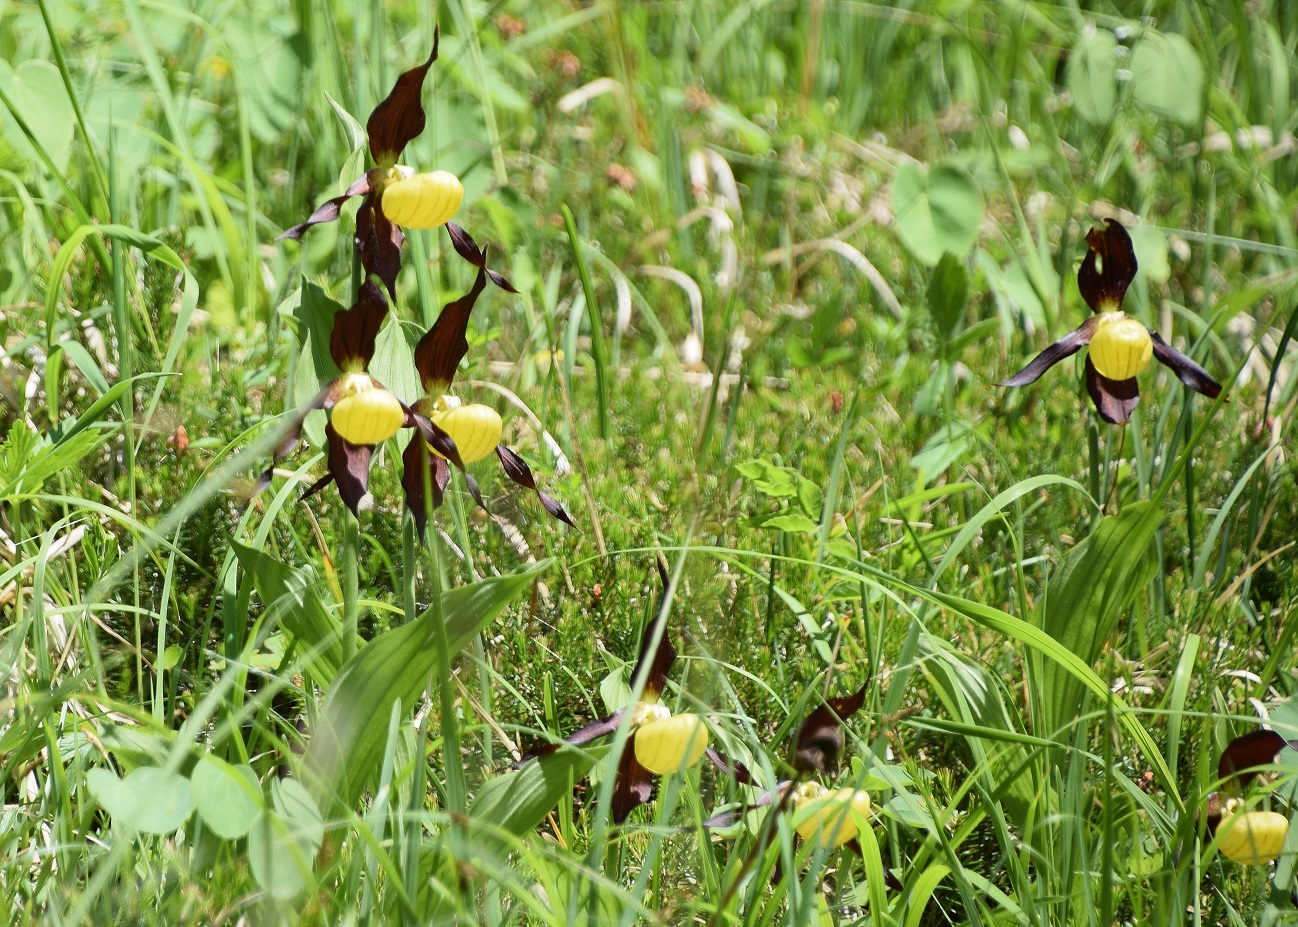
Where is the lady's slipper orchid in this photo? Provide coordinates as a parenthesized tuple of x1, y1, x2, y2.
(277, 30, 515, 299)
(252, 282, 462, 514)
(1001, 218, 1223, 424)
(401, 264, 573, 532)
(521, 561, 707, 823)
(1203, 729, 1298, 866)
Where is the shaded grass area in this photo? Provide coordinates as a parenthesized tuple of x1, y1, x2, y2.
(2, 0, 1298, 924)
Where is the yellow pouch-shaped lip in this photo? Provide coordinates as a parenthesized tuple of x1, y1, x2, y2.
(634, 711, 709, 775)
(331, 375, 405, 445)
(382, 170, 464, 229)
(1217, 803, 1289, 865)
(793, 783, 871, 848)
(1090, 312, 1152, 380)
(428, 399, 502, 464)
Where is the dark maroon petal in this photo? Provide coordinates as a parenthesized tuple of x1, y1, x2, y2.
(242, 388, 332, 513)
(611, 731, 655, 824)
(630, 555, 677, 698)
(445, 222, 518, 293)
(1219, 729, 1297, 788)
(325, 421, 372, 515)
(366, 29, 438, 164)
(410, 413, 464, 470)
(1085, 355, 1140, 424)
(1150, 332, 1224, 400)
(705, 747, 756, 785)
(276, 175, 373, 241)
(355, 195, 405, 301)
(329, 281, 389, 370)
(495, 445, 576, 527)
(401, 436, 431, 536)
(1078, 218, 1138, 311)
(999, 318, 1097, 387)
(793, 683, 868, 776)
(413, 265, 488, 392)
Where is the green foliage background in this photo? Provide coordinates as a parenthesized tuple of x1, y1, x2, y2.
(1, 0, 1297, 924)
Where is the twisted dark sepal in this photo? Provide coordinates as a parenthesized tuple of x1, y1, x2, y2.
(496, 446, 576, 528)
(367, 27, 439, 165)
(792, 683, 868, 776)
(999, 317, 1097, 388)
(276, 175, 373, 242)
(1084, 356, 1140, 425)
(330, 281, 389, 370)
(1078, 218, 1138, 311)
(446, 222, 518, 293)
(241, 386, 333, 514)
(414, 264, 488, 393)
(1151, 332, 1224, 399)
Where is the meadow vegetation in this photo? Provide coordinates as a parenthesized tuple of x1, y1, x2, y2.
(1, 0, 1297, 924)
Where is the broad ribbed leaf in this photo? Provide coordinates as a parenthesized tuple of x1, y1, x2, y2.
(303, 561, 549, 810)
(1038, 501, 1163, 739)
(469, 745, 605, 842)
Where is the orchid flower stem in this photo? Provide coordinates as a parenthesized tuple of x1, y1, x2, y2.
(1104, 424, 1126, 516)
(401, 517, 417, 626)
(341, 514, 360, 665)
(562, 203, 611, 442)
(1087, 419, 1102, 525)
(426, 528, 470, 882)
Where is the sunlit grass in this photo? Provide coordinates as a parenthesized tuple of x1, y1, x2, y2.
(1, 0, 1297, 925)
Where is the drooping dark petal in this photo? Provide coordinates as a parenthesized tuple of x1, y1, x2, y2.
(517, 710, 626, 765)
(1084, 355, 1140, 424)
(324, 421, 372, 515)
(999, 317, 1097, 387)
(413, 264, 488, 392)
(705, 747, 757, 786)
(355, 194, 405, 301)
(242, 387, 333, 512)
(329, 281, 389, 370)
(1150, 332, 1224, 400)
(611, 731, 655, 824)
(410, 413, 465, 471)
(1219, 729, 1298, 789)
(701, 784, 784, 829)
(277, 175, 374, 241)
(793, 683, 868, 776)
(446, 222, 518, 292)
(629, 555, 677, 699)
(1078, 218, 1138, 312)
(366, 28, 439, 164)
(495, 445, 576, 527)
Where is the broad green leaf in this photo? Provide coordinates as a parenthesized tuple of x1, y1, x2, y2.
(1131, 32, 1204, 126)
(233, 542, 346, 685)
(246, 778, 324, 900)
(892, 161, 984, 266)
(900, 864, 951, 927)
(0, 59, 76, 173)
(756, 511, 819, 534)
(288, 282, 345, 448)
(909, 423, 975, 483)
(192, 756, 262, 840)
(369, 317, 421, 404)
(927, 252, 969, 346)
(87, 766, 195, 835)
(303, 561, 549, 811)
(1067, 29, 1118, 124)
(736, 459, 799, 499)
(1038, 501, 1163, 739)
(469, 745, 606, 842)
